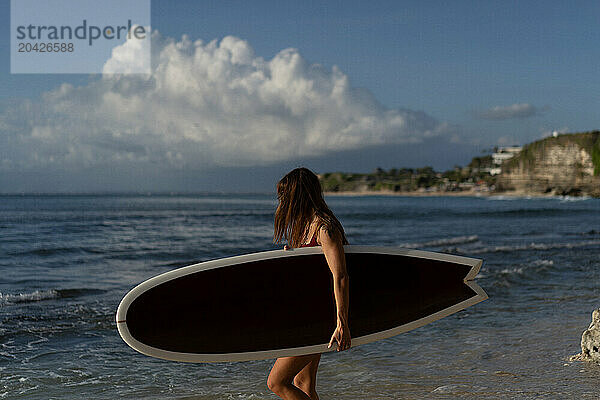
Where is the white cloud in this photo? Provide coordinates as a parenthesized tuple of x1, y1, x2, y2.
(477, 103, 544, 120)
(1, 32, 449, 171)
(102, 25, 151, 74)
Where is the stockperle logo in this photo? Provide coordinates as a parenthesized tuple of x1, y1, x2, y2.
(11, 0, 151, 74)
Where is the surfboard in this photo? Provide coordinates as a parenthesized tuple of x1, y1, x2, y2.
(116, 246, 487, 363)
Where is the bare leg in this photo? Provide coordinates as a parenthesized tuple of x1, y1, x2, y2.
(267, 354, 320, 400)
(293, 354, 320, 400)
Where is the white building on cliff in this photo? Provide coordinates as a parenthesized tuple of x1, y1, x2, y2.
(489, 146, 522, 175)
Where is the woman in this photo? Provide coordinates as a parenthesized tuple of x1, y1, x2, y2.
(267, 167, 351, 400)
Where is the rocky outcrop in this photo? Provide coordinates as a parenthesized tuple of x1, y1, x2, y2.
(497, 131, 600, 197)
(571, 308, 600, 363)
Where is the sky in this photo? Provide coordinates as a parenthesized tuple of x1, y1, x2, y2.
(1, 0, 599, 193)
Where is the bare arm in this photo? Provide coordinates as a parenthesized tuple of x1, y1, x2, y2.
(319, 226, 351, 351)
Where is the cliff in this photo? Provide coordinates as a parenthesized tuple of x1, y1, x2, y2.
(497, 131, 600, 197)
(319, 131, 600, 197)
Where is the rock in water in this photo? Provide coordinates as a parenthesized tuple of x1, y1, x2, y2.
(571, 308, 600, 363)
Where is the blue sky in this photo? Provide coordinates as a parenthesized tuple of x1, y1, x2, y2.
(1, 0, 599, 192)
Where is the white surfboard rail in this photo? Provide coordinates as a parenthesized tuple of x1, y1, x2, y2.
(116, 246, 488, 363)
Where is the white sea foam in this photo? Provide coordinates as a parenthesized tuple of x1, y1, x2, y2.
(487, 195, 520, 201)
(432, 384, 489, 394)
(532, 259, 554, 267)
(453, 239, 600, 255)
(558, 195, 591, 202)
(0, 290, 59, 306)
(400, 235, 479, 248)
(487, 194, 592, 202)
(499, 267, 524, 275)
(432, 384, 470, 393)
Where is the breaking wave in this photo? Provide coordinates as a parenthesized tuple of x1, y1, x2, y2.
(531, 259, 554, 267)
(0, 288, 103, 306)
(0, 289, 60, 305)
(399, 235, 479, 248)
(449, 239, 600, 255)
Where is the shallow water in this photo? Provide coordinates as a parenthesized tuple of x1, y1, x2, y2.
(1, 194, 599, 399)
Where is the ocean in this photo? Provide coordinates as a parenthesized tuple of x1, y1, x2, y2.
(1, 194, 599, 399)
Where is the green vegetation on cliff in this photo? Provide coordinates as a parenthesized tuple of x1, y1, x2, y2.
(320, 160, 496, 193)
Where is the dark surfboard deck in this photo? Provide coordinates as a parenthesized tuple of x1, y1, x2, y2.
(116, 246, 487, 362)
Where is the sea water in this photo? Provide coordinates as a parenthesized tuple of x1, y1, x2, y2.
(1, 194, 599, 399)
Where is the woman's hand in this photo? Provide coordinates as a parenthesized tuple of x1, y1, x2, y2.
(328, 319, 351, 351)
(283, 245, 290, 250)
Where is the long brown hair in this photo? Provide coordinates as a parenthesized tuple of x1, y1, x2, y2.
(274, 167, 347, 248)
